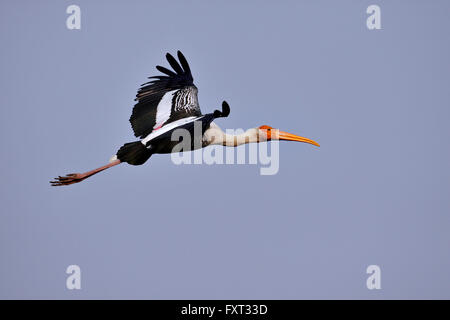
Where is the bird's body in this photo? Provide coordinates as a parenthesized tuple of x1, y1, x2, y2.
(51, 51, 319, 186)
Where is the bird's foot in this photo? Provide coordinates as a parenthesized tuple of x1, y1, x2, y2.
(50, 173, 86, 186)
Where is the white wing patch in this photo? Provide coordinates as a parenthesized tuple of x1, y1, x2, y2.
(154, 90, 177, 129)
(141, 116, 203, 146)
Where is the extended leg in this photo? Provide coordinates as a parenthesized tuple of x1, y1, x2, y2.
(50, 159, 121, 186)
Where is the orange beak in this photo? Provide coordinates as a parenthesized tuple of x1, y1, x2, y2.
(275, 130, 320, 147)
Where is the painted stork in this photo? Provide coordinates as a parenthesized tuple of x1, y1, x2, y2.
(51, 51, 319, 186)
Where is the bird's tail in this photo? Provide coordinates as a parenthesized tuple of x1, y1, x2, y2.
(116, 141, 152, 165)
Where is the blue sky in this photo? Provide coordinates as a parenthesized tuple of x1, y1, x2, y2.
(1, 0, 449, 298)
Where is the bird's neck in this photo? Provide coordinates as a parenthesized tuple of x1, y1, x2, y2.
(221, 130, 259, 147)
(205, 123, 259, 147)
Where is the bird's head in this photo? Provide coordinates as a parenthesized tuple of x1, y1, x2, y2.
(258, 125, 320, 147)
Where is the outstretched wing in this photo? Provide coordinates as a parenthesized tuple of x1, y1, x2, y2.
(130, 51, 202, 139)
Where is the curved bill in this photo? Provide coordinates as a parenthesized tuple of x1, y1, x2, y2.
(276, 130, 320, 147)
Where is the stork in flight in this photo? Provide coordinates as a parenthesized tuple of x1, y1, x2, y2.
(51, 51, 319, 186)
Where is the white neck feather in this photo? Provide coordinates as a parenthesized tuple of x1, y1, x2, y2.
(204, 122, 260, 147)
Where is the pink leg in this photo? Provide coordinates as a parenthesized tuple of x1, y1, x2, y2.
(50, 159, 121, 186)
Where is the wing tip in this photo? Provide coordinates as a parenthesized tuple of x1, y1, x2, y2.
(213, 101, 231, 118)
(160, 50, 192, 79)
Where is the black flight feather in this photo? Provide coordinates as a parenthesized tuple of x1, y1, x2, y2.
(213, 101, 231, 118)
(166, 53, 184, 75)
(177, 51, 191, 75)
(155, 65, 176, 77)
(129, 51, 198, 138)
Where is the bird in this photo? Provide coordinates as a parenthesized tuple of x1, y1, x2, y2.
(50, 51, 319, 186)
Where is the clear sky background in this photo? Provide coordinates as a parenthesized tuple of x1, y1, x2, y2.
(1, 0, 449, 299)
